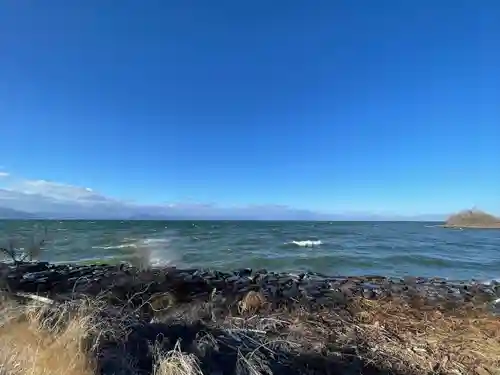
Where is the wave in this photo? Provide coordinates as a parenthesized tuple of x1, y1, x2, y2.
(142, 238, 170, 245)
(92, 242, 138, 250)
(286, 240, 323, 248)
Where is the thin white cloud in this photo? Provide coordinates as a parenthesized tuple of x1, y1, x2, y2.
(0, 172, 10, 177)
(0, 174, 444, 220)
(0, 174, 331, 219)
(13, 179, 113, 203)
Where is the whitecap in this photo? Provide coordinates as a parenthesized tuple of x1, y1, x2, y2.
(288, 240, 323, 247)
(141, 238, 170, 245)
(92, 242, 138, 250)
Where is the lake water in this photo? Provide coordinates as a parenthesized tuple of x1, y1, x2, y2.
(0, 220, 499, 281)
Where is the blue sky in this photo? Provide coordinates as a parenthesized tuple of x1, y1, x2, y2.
(0, 0, 499, 217)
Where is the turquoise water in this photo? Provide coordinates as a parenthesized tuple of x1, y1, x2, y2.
(0, 220, 499, 281)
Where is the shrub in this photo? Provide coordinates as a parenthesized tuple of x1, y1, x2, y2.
(0, 227, 48, 264)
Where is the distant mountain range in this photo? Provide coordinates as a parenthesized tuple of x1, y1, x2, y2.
(0, 205, 446, 221)
(0, 178, 475, 221)
(0, 207, 39, 219)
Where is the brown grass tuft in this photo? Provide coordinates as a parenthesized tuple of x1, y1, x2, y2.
(152, 340, 203, 375)
(0, 299, 95, 375)
(238, 291, 266, 314)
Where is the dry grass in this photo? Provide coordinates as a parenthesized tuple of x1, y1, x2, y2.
(152, 341, 203, 375)
(236, 349, 273, 375)
(238, 291, 267, 314)
(1, 292, 499, 375)
(227, 296, 500, 375)
(348, 298, 500, 375)
(0, 299, 95, 375)
(0, 296, 206, 375)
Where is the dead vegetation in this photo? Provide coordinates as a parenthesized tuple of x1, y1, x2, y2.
(0, 296, 95, 375)
(152, 341, 204, 375)
(238, 290, 267, 314)
(0, 291, 498, 375)
(346, 298, 500, 375)
(227, 296, 500, 374)
(0, 226, 48, 264)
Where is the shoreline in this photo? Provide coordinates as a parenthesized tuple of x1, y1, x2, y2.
(442, 224, 500, 229)
(1, 262, 500, 374)
(2, 261, 499, 303)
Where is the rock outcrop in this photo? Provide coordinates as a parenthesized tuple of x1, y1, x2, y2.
(444, 208, 500, 228)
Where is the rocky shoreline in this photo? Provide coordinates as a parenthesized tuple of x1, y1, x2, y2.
(442, 223, 500, 229)
(1, 262, 500, 375)
(1, 261, 499, 307)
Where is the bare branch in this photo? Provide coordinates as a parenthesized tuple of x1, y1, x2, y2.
(0, 226, 48, 264)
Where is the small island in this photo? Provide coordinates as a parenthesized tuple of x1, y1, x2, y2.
(443, 208, 500, 229)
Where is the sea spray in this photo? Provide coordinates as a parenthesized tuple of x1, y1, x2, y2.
(140, 237, 179, 267)
(89, 230, 181, 267)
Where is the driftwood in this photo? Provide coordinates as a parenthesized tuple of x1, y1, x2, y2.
(14, 292, 55, 305)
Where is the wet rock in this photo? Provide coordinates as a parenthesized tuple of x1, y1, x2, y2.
(265, 284, 278, 298)
(362, 289, 376, 299)
(446, 287, 461, 296)
(233, 268, 252, 277)
(403, 276, 417, 285)
(282, 283, 300, 299)
(225, 275, 242, 283)
(262, 274, 279, 285)
(2, 261, 499, 317)
(364, 275, 386, 282)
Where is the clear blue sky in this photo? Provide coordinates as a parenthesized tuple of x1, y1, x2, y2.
(1, 0, 499, 215)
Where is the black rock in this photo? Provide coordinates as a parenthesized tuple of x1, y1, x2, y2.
(233, 268, 252, 277)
